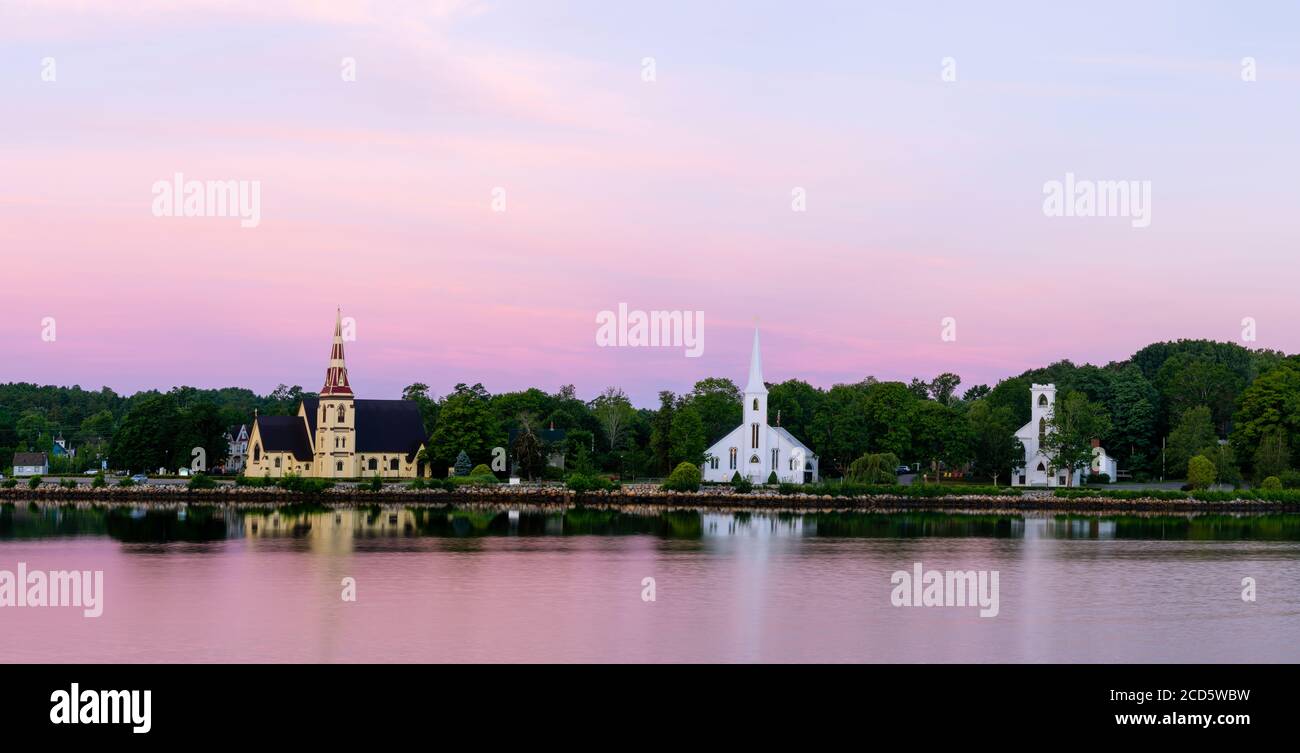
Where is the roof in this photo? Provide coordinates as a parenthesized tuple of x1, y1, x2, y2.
(255, 416, 313, 461)
(302, 396, 320, 436)
(354, 399, 427, 459)
(772, 427, 815, 455)
(13, 452, 48, 466)
(744, 328, 767, 394)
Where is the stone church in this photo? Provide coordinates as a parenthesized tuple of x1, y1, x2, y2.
(245, 311, 428, 479)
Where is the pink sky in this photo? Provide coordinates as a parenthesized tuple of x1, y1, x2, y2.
(3, 1, 1299, 405)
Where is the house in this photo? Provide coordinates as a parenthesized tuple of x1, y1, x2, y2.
(12, 452, 49, 476)
(1012, 383, 1115, 487)
(224, 424, 249, 473)
(244, 310, 429, 479)
(51, 435, 76, 459)
(701, 329, 819, 484)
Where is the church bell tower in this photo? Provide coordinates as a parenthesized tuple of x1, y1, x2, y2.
(316, 309, 356, 478)
(743, 328, 769, 481)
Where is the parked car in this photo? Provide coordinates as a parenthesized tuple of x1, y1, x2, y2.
(83, 469, 99, 475)
(129, 474, 149, 484)
(896, 465, 912, 474)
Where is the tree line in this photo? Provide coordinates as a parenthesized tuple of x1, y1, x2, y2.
(2, 339, 1297, 484)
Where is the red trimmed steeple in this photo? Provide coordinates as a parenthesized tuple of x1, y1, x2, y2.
(321, 308, 354, 397)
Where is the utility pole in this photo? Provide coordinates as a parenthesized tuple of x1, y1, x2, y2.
(1161, 437, 1166, 482)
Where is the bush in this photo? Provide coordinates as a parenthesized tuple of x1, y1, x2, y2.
(661, 462, 702, 492)
(407, 478, 427, 490)
(117, 477, 135, 488)
(91, 472, 107, 489)
(1087, 473, 1111, 484)
(566, 473, 618, 493)
(731, 475, 754, 494)
(1260, 476, 1282, 491)
(235, 474, 274, 488)
(276, 475, 334, 494)
(362, 475, 383, 492)
(778, 482, 798, 495)
(469, 464, 495, 478)
(766, 471, 779, 485)
(1187, 455, 1216, 490)
(449, 474, 498, 486)
(59, 479, 77, 490)
(1, 479, 17, 489)
(28, 476, 42, 489)
(453, 451, 472, 477)
(1278, 470, 1300, 489)
(187, 473, 217, 490)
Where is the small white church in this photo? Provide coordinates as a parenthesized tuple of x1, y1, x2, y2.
(702, 329, 819, 484)
(1012, 383, 1118, 487)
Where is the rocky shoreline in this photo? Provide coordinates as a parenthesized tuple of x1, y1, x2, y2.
(2, 483, 1297, 514)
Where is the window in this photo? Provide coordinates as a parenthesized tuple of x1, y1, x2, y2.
(274, 457, 281, 468)
(710, 457, 719, 470)
(336, 461, 343, 472)
(790, 457, 796, 471)
(368, 458, 377, 471)
(751, 424, 759, 449)
(753, 398, 758, 411)
(729, 447, 737, 470)
(749, 454, 759, 464)
(337, 405, 346, 423)
(253, 443, 261, 462)
(390, 458, 400, 471)
(771, 448, 778, 469)
(1038, 418, 1046, 444)
(1038, 394, 1049, 408)
(1037, 462, 1046, 472)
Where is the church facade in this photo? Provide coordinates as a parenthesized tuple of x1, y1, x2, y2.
(245, 311, 428, 479)
(701, 330, 819, 484)
(1012, 383, 1117, 487)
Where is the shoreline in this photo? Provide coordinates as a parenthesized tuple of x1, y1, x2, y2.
(3, 486, 1298, 515)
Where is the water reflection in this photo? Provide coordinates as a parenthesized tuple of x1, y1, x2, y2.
(3, 501, 1300, 544)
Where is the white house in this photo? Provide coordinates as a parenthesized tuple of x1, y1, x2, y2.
(702, 329, 819, 484)
(1013, 383, 1115, 487)
(12, 452, 49, 477)
(225, 424, 249, 474)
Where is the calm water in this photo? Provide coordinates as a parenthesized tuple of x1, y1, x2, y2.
(2, 502, 1299, 663)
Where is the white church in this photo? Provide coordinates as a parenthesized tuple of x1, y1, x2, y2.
(702, 330, 819, 484)
(1012, 383, 1118, 487)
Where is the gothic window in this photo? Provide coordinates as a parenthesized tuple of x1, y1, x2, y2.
(336, 461, 343, 472)
(337, 405, 346, 423)
(390, 458, 400, 471)
(1037, 462, 1046, 472)
(710, 457, 719, 470)
(1038, 394, 1049, 408)
(753, 398, 758, 411)
(1038, 418, 1046, 444)
(253, 443, 261, 462)
(771, 448, 778, 469)
(751, 424, 759, 449)
(789, 457, 796, 471)
(750, 454, 759, 464)
(729, 447, 737, 470)
(274, 457, 281, 468)
(368, 458, 377, 471)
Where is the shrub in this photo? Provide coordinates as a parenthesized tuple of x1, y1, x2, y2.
(91, 472, 107, 489)
(453, 451, 472, 477)
(846, 452, 901, 484)
(1, 479, 17, 489)
(1187, 455, 1216, 490)
(661, 462, 702, 492)
(59, 478, 77, 489)
(407, 478, 427, 490)
(117, 477, 135, 488)
(1279, 470, 1300, 490)
(566, 473, 617, 493)
(276, 475, 334, 494)
(766, 471, 779, 485)
(449, 474, 498, 486)
(469, 464, 495, 478)
(1087, 473, 1111, 484)
(187, 473, 217, 490)
(778, 482, 798, 495)
(28, 475, 42, 489)
(362, 475, 383, 492)
(731, 475, 754, 494)
(1260, 476, 1283, 491)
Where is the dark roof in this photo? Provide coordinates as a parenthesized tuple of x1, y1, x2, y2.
(255, 416, 313, 461)
(354, 400, 427, 459)
(13, 452, 48, 466)
(302, 397, 319, 437)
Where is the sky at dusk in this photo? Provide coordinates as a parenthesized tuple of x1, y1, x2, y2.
(3, 1, 1299, 407)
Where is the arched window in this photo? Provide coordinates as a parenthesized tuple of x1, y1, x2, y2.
(337, 405, 346, 423)
(252, 443, 261, 462)
(771, 448, 778, 469)
(729, 447, 737, 470)
(336, 461, 344, 472)
(1038, 418, 1046, 444)
(749, 454, 759, 464)
(390, 458, 400, 471)
(367, 458, 377, 471)
(1037, 462, 1046, 472)
(753, 398, 759, 411)
(751, 424, 759, 449)
(1038, 394, 1049, 408)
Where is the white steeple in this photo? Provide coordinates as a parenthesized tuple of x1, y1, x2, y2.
(744, 328, 767, 395)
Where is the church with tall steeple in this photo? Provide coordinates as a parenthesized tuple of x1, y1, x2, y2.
(244, 310, 429, 479)
(701, 329, 819, 484)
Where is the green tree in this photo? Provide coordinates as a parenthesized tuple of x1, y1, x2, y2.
(1105, 364, 1158, 473)
(1187, 455, 1216, 490)
(668, 405, 706, 467)
(590, 386, 635, 452)
(511, 411, 546, 481)
(427, 383, 502, 470)
(966, 400, 1022, 486)
(1230, 357, 1300, 477)
(648, 391, 676, 475)
(911, 401, 972, 483)
(1166, 406, 1217, 481)
(683, 378, 741, 446)
(1041, 391, 1112, 486)
(1253, 429, 1290, 483)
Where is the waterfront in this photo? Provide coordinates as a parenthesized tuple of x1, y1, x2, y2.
(2, 503, 1298, 663)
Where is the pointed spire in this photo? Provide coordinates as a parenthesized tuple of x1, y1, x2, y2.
(321, 308, 354, 397)
(744, 327, 767, 394)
